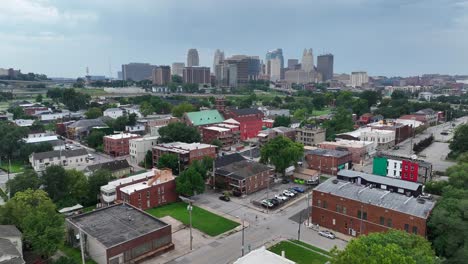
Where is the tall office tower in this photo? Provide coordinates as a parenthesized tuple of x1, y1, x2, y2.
(301, 48, 314, 72)
(265, 48, 284, 81)
(287, 59, 299, 70)
(183, 67, 210, 85)
(350, 71, 369, 87)
(171, 62, 185, 77)
(152, 66, 171, 85)
(187, 49, 199, 67)
(121, 63, 157, 81)
(317, 54, 334, 81)
(213, 49, 225, 74)
(217, 55, 261, 87)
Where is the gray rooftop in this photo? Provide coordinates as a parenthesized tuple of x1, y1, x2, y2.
(31, 148, 88, 161)
(216, 160, 272, 180)
(0, 225, 21, 237)
(315, 177, 435, 219)
(0, 238, 24, 264)
(338, 170, 422, 191)
(67, 204, 168, 248)
(68, 118, 107, 128)
(307, 148, 350, 158)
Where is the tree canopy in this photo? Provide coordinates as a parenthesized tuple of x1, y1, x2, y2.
(449, 124, 468, 158)
(175, 166, 205, 196)
(323, 107, 355, 140)
(158, 122, 201, 143)
(157, 153, 179, 174)
(273, 116, 291, 127)
(87, 169, 113, 205)
(260, 136, 303, 176)
(171, 102, 195, 118)
(85, 107, 103, 119)
(6, 170, 41, 197)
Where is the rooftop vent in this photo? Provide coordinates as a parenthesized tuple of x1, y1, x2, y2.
(332, 179, 339, 184)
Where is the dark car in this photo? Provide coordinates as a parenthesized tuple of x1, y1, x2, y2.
(232, 190, 242, 197)
(269, 198, 280, 207)
(219, 195, 231, 202)
(281, 178, 290, 184)
(292, 187, 305, 193)
(288, 188, 298, 194)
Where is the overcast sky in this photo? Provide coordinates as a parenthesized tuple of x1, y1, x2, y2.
(1, 0, 467, 78)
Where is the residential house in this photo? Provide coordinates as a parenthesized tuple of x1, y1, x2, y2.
(152, 142, 216, 170)
(29, 148, 90, 172)
(66, 118, 108, 140)
(100, 170, 156, 204)
(103, 108, 124, 119)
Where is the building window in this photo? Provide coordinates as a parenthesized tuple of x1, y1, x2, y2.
(412, 226, 418, 234)
(387, 218, 392, 227)
(404, 224, 409, 232)
(380, 217, 385, 225)
(411, 166, 414, 171)
(343, 207, 347, 215)
(147, 191, 150, 198)
(323, 201, 327, 209)
(317, 200, 321, 207)
(138, 193, 141, 200)
(336, 205, 342, 213)
(358, 210, 367, 220)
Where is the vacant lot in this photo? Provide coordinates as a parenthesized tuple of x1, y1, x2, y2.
(269, 240, 331, 264)
(146, 202, 239, 236)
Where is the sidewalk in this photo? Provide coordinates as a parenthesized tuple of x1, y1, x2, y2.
(305, 223, 353, 242)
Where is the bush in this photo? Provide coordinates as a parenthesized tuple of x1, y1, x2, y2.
(413, 135, 434, 153)
(424, 181, 448, 195)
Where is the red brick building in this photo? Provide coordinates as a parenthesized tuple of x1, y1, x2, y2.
(202, 123, 240, 148)
(358, 113, 373, 125)
(116, 169, 177, 210)
(305, 148, 353, 175)
(311, 170, 435, 237)
(224, 108, 264, 140)
(152, 142, 216, 169)
(103, 133, 141, 157)
(319, 140, 375, 164)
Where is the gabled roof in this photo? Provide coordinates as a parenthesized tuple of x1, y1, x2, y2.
(185, 110, 224, 126)
(224, 118, 240, 125)
(0, 238, 24, 264)
(215, 153, 246, 168)
(68, 118, 107, 129)
(31, 148, 88, 161)
(86, 160, 131, 173)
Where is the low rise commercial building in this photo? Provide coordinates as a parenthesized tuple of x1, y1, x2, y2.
(103, 108, 124, 119)
(257, 127, 295, 145)
(305, 148, 353, 175)
(319, 140, 375, 164)
(202, 125, 239, 148)
(311, 170, 434, 237)
(295, 126, 326, 146)
(152, 142, 216, 169)
(372, 153, 433, 183)
(103, 133, 141, 157)
(29, 148, 89, 172)
(66, 203, 173, 264)
(100, 170, 156, 204)
(129, 136, 159, 165)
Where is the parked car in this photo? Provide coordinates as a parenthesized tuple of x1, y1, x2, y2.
(261, 199, 274, 208)
(219, 195, 230, 202)
(419, 193, 433, 200)
(288, 188, 298, 194)
(283, 190, 295, 197)
(292, 187, 305, 193)
(281, 178, 290, 184)
(318, 230, 336, 239)
(86, 154, 95, 160)
(305, 178, 319, 185)
(268, 199, 279, 207)
(275, 194, 288, 201)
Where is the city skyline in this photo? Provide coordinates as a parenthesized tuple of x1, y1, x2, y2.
(1, 0, 468, 78)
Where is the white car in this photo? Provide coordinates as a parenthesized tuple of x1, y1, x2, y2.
(283, 190, 295, 197)
(318, 230, 336, 239)
(261, 199, 274, 208)
(275, 194, 288, 201)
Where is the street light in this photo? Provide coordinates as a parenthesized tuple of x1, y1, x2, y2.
(179, 196, 194, 250)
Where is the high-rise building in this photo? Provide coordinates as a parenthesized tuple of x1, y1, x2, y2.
(284, 70, 319, 84)
(350, 71, 369, 87)
(265, 49, 284, 81)
(183, 67, 210, 85)
(187, 49, 199, 67)
(152, 66, 171, 86)
(121, 63, 157, 81)
(213, 49, 225, 74)
(317, 54, 334, 82)
(171, 62, 185, 77)
(301, 48, 314, 72)
(287, 59, 299, 70)
(215, 55, 260, 88)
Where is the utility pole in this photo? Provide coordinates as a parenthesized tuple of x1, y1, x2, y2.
(188, 202, 193, 250)
(297, 210, 302, 240)
(7, 158, 11, 199)
(241, 218, 245, 256)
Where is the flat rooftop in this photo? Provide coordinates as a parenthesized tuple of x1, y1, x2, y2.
(315, 177, 435, 219)
(68, 203, 169, 248)
(120, 170, 175, 195)
(307, 148, 350, 158)
(155, 142, 215, 152)
(105, 133, 140, 140)
(101, 169, 156, 192)
(322, 140, 374, 148)
(204, 126, 230, 132)
(129, 136, 159, 142)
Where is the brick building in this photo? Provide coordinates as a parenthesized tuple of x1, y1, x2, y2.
(257, 127, 296, 145)
(66, 203, 173, 264)
(305, 148, 353, 175)
(224, 108, 264, 140)
(116, 169, 177, 210)
(295, 125, 326, 146)
(152, 142, 216, 169)
(319, 140, 375, 164)
(373, 153, 433, 183)
(311, 171, 435, 237)
(103, 133, 141, 157)
(369, 121, 413, 145)
(202, 125, 240, 148)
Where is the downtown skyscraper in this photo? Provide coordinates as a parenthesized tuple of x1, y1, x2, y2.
(317, 54, 334, 81)
(187, 49, 200, 67)
(213, 49, 225, 74)
(265, 48, 284, 82)
(301, 48, 314, 72)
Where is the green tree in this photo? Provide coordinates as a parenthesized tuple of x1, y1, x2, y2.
(158, 122, 201, 143)
(336, 91, 354, 109)
(6, 170, 41, 197)
(7, 106, 27, 119)
(66, 169, 89, 206)
(273, 116, 291, 127)
(449, 124, 468, 158)
(85, 107, 103, 119)
(86, 130, 105, 148)
(359, 90, 381, 108)
(87, 169, 113, 205)
(111, 116, 128, 131)
(143, 150, 153, 169)
(260, 136, 303, 177)
(312, 94, 326, 110)
(211, 139, 223, 149)
(172, 75, 183, 84)
(140, 101, 155, 116)
(352, 98, 369, 116)
(0, 189, 64, 257)
(157, 153, 179, 174)
(0, 122, 29, 159)
(391, 90, 408, 100)
(171, 102, 195, 118)
(35, 94, 43, 103)
(175, 166, 205, 196)
(293, 108, 309, 121)
(323, 107, 354, 140)
(127, 113, 137, 126)
(46, 88, 63, 103)
(42, 165, 70, 202)
(331, 230, 437, 264)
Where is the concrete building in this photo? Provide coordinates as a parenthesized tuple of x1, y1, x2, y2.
(183, 67, 210, 85)
(350, 71, 369, 87)
(213, 49, 225, 74)
(103, 108, 124, 119)
(287, 59, 299, 70)
(129, 136, 159, 165)
(66, 203, 173, 264)
(217, 55, 261, 87)
(373, 153, 433, 183)
(202, 124, 240, 148)
(295, 126, 326, 146)
(284, 69, 318, 84)
(103, 133, 141, 157)
(117, 169, 177, 210)
(85, 160, 132, 178)
(266, 49, 284, 81)
(187, 48, 199, 67)
(337, 127, 396, 150)
(305, 148, 353, 175)
(121, 63, 156, 81)
(171, 62, 185, 77)
(234, 246, 295, 264)
(311, 171, 435, 237)
(317, 54, 334, 81)
(152, 66, 171, 86)
(301, 48, 314, 72)
(152, 142, 217, 169)
(257, 127, 296, 145)
(319, 140, 375, 164)
(30, 148, 90, 172)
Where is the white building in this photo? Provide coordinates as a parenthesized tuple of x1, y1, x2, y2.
(39, 112, 66, 121)
(125, 124, 145, 134)
(29, 148, 90, 172)
(14, 119, 34, 127)
(103, 108, 124, 119)
(301, 48, 314, 72)
(129, 136, 159, 165)
(269, 57, 282, 82)
(361, 129, 395, 150)
(122, 106, 142, 117)
(386, 159, 402, 178)
(234, 246, 295, 264)
(100, 169, 156, 204)
(350, 71, 369, 87)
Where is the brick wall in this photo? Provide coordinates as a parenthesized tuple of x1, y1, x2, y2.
(305, 153, 353, 175)
(118, 180, 177, 210)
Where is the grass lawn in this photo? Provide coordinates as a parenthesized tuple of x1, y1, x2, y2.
(269, 240, 331, 264)
(0, 160, 26, 173)
(291, 240, 331, 256)
(59, 244, 97, 264)
(81, 88, 108, 96)
(311, 108, 332, 117)
(146, 202, 239, 236)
